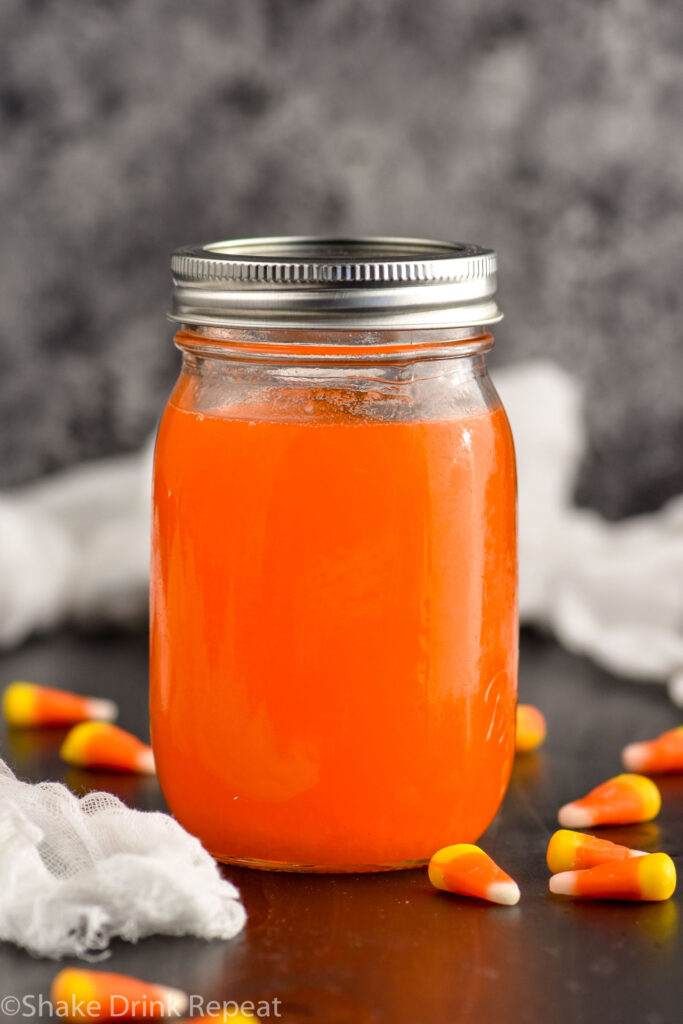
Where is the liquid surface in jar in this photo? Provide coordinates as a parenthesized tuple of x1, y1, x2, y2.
(150, 384, 517, 869)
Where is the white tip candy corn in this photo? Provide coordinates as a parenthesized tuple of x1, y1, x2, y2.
(428, 843, 520, 905)
(51, 968, 187, 1021)
(60, 722, 155, 774)
(549, 852, 676, 902)
(3, 681, 117, 729)
(622, 726, 683, 774)
(547, 829, 645, 873)
(557, 773, 661, 828)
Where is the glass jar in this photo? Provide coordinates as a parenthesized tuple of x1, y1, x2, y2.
(150, 238, 517, 871)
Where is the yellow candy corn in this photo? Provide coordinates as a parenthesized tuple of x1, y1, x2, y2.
(549, 852, 676, 902)
(428, 843, 520, 905)
(60, 722, 155, 775)
(558, 773, 661, 828)
(51, 968, 187, 1021)
(547, 829, 645, 873)
(515, 703, 546, 753)
(3, 681, 117, 729)
(623, 726, 683, 774)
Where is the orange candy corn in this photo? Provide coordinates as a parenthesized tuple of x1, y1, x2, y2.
(60, 722, 155, 774)
(428, 843, 520, 905)
(2, 681, 117, 729)
(547, 829, 645, 873)
(51, 968, 187, 1021)
(623, 726, 683, 774)
(515, 704, 546, 753)
(558, 773, 661, 828)
(549, 852, 676, 902)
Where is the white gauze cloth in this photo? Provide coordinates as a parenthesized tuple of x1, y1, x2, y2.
(495, 364, 683, 701)
(1, 360, 683, 702)
(0, 758, 246, 959)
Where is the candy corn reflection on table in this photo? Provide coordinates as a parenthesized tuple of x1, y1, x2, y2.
(428, 844, 520, 905)
(2, 681, 117, 729)
(558, 773, 661, 828)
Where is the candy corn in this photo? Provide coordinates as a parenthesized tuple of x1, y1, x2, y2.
(558, 773, 661, 828)
(428, 843, 520, 905)
(60, 722, 155, 774)
(623, 726, 683, 774)
(51, 968, 187, 1021)
(547, 829, 645, 873)
(2, 681, 117, 729)
(549, 852, 676, 902)
(515, 703, 546, 753)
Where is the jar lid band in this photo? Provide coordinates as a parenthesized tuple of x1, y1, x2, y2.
(170, 236, 502, 331)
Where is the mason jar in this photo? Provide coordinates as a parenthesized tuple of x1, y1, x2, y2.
(150, 237, 518, 871)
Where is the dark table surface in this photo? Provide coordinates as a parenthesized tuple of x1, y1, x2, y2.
(0, 629, 681, 1024)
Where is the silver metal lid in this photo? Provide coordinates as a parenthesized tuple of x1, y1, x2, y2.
(170, 236, 501, 330)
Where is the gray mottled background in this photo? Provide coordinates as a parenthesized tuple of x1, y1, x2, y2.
(0, 0, 681, 516)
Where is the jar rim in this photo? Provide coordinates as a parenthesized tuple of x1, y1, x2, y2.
(174, 326, 495, 365)
(170, 235, 502, 332)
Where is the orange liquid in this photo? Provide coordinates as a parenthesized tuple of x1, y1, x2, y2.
(150, 385, 517, 870)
